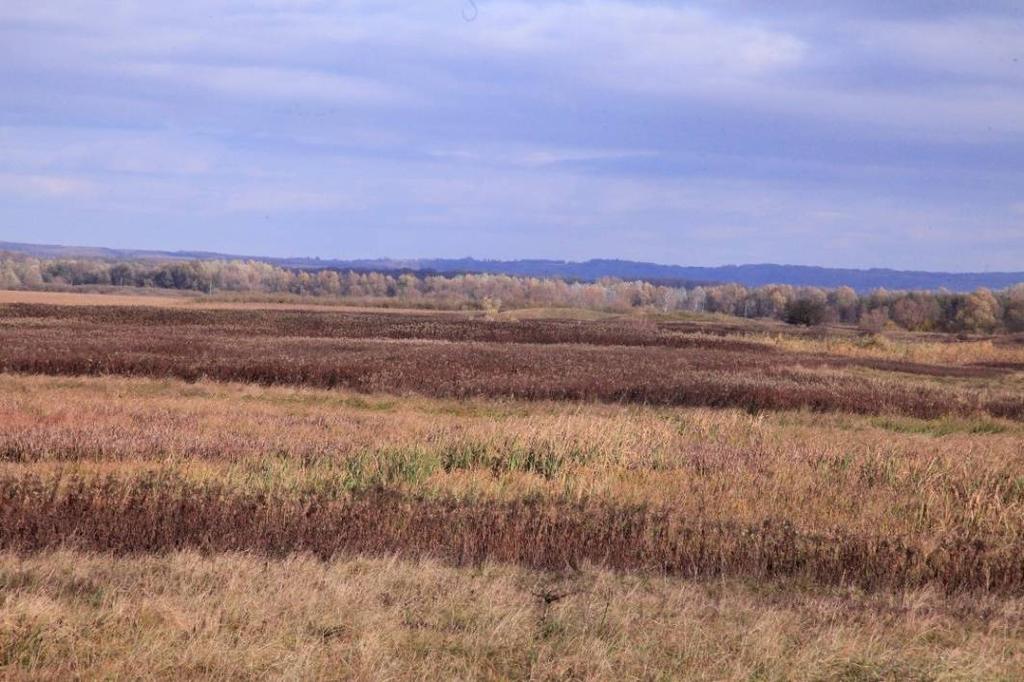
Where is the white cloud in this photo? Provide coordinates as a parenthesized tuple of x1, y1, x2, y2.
(0, 127, 218, 176)
(462, 1, 807, 92)
(4, 0, 1022, 137)
(0, 173, 96, 198)
(122, 63, 409, 105)
(427, 144, 656, 168)
(1, 1, 1023, 269)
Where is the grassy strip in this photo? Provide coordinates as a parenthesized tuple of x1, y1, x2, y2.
(3, 374, 1024, 542)
(2, 473, 1024, 594)
(1, 340, 1020, 419)
(4, 551, 1023, 679)
(3, 303, 1023, 419)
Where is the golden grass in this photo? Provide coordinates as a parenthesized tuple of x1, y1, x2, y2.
(2, 374, 1023, 553)
(3, 298, 1024, 676)
(763, 332, 1024, 367)
(0, 289, 192, 307)
(0, 289, 462, 315)
(495, 307, 619, 321)
(2, 551, 1022, 680)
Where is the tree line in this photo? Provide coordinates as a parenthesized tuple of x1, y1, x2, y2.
(2, 253, 1023, 334)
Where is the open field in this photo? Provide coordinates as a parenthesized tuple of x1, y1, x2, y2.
(0, 289, 193, 307)
(5, 552, 1024, 680)
(0, 288, 459, 314)
(2, 301, 1023, 420)
(2, 292, 1024, 678)
(3, 373, 1024, 592)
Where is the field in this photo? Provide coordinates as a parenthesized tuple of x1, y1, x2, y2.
(2, 292, 1024, 678)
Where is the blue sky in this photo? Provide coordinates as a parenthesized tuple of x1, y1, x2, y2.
(1, 1, 1022, 270)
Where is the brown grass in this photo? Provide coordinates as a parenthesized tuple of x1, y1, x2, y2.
(3, 375, 1024, 595)
(5, 552, 1023, 680)
(0, 288, 458, 314)
(766, 332, 1024, 368)
(0, 289, 192, 307)
(3, 473, 1024, 594)
(2, 303, 1022, 419)
(3, 299, 1024, 676)
(2, 374, 1023, 537)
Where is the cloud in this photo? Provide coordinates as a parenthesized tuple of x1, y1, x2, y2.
(122, 63, 409, 105)
(427, 144, 657, 168)
(459, 2, 807, 88)
(1, 1, 1022, 269)
(5, 1, 1023, 137)
(0, 173, 96, 199)
(0, 127, 218, 177)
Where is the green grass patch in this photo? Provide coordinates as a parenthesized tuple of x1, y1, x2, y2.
(869, 415, 1011, 437)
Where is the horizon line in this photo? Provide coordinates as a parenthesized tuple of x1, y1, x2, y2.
(3, 240, 1023, 277)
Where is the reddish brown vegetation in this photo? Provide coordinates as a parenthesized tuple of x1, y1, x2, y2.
(2, 474, 1020, 594)
(3, 298, 1024, 678)
(1, 304, 1021, 419)
(0, 303, 780, 348)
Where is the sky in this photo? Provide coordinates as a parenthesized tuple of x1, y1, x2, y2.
(1, 1, 1023, 271)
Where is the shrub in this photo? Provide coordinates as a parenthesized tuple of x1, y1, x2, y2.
(784, 298, 828, 326)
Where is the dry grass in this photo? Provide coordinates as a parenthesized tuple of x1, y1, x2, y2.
(2, 303, 1022, 419)
(765, 333, 1024, 367)
(0, 289, 193, 307)
(3, 375, 1024, 593)
(495, 307, 619, 321)
(3, 299, 1024, 676)
(5, 472, 1024, 593)
(0, 289, 459, 315)
(3, 551, 1024, 680)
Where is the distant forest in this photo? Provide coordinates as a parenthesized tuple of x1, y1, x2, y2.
(3, 240, 1024, 292)
(2, 253, 1023, 334)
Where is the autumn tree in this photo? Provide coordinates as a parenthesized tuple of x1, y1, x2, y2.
(890, 294, 941, 331)
(827, 286, 859, 323)
(784, 297, 828, 326)
(1003, 285, 1024, 332)
(956, 288, 1001, 334)
(4, 252, 1023, 331)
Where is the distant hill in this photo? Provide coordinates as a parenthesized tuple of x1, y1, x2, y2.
(2, 240, 1022, 293)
